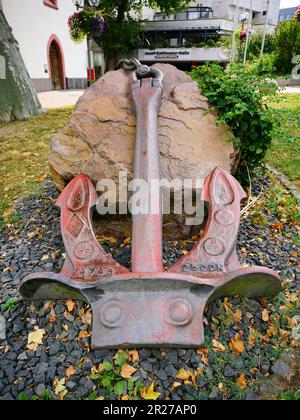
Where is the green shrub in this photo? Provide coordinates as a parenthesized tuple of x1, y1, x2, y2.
(216, 41, 223, 48)
(190, 63, 277, 183)
(162, 39, 170, 48)
(206, 39, 215, 47)
(273, 19, 300, 74)
(198, 42, 206, 48)
(247, 34, 276, 59)
(279, 390, 300, 401)
(184, 41, 193, 48)
(246, 53, 277, 76)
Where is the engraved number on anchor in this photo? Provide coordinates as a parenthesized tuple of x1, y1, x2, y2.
(182, 263, 224, 273)
(79, 267, 113, 278)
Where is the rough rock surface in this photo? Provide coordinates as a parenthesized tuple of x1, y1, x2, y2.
(49, 64, 235, 191)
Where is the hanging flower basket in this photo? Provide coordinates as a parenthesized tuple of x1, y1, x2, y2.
(68, 10, 106, 43)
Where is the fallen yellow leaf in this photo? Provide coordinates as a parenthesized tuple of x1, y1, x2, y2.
(233, 310, 243, 323)
(66, 366, 75, 379)
(120, 364, 137, 379)
(196, 348, 209, 365)
(79, 308, 92, 325)
(54, 378, 67, 399)
(230, 336, 245, 354)
(267, 325, 278, 338)
(129, 350, 140, 363)
(27, 329, 45, 348)
(77, 330, 91, 340)
(141, 383, 161, 400)
(176, 369, 193, 381)
(48, 309, 57, 323)
(66, 300, 75, 312)
(171, 382, 182, 391)
(237, 374, 247, 390)
(262, 309, 269, 322)
(213, 339, 226, 352)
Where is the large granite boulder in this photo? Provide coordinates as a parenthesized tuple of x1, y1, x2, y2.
(50, 64, 236, 192)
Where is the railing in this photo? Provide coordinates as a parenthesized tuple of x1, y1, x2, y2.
(154, 7, 213, 22)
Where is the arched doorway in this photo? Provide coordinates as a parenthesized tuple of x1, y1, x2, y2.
(47, 35, 66, 90)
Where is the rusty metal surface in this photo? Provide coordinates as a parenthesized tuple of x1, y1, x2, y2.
(21, 268, 281, 349)
(168, 167, 247, 278)
(131, 77, 163, 273)
(20, 60, 282, 349)
(57, 174, 129, 282)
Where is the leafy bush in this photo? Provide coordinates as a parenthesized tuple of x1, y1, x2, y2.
(206, 39, 215, 47)
(247, 34, 276, 59)
(279, 390, 300, 401)
(190, 63, 277, 183)
(246, 53, 277, 76)
(273, 18, 300, 74)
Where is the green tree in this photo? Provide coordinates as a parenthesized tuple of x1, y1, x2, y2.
(94, 0, 190, 69)
(0, 2, 42, 122)
(273, 18, 300, 74)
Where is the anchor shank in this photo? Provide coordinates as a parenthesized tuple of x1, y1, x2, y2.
(132, 78, 163, 273)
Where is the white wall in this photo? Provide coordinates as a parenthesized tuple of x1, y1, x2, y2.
(1, 0, 87, 80)
(138, 0, 280, 26)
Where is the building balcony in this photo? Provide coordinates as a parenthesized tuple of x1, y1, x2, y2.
(152, 6, 214, 21)
(141, 18, 234, 33)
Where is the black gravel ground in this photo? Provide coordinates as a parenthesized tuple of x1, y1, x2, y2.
(0, 177, 299, 401)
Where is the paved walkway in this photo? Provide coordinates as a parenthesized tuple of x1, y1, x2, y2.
(37, 85, 299, 110)
(38, 89, 85, 110)
(280, 86, 300, 94)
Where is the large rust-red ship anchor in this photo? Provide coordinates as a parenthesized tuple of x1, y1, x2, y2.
(20, 60, 282, 348)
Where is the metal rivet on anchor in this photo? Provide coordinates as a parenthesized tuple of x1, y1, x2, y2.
(100, 300, 123, 328)
(168, 298, 193, 326)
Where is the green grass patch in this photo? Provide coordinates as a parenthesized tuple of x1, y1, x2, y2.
(0, 108, 73, 227)
(266, 94, 300, 189)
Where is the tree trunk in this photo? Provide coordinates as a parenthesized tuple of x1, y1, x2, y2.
(105, 49, 119, 72)
(0, 9, 42, 122)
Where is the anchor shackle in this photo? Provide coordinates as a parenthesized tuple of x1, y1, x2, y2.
(117, 58, 164, 87)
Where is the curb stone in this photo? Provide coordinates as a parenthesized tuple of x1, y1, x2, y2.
(266, 165, 300, 202)
(0, 316, 6, 340)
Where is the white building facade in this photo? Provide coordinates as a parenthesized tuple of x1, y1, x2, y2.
(137, 1, 280, 27)
(1, 0, 89, 92)
(135, 0, 280, 68)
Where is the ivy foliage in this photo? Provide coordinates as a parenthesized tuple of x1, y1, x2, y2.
(190, 63, 277, 182)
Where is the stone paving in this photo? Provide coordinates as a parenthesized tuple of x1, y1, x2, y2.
(37, 90, 85, 110)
